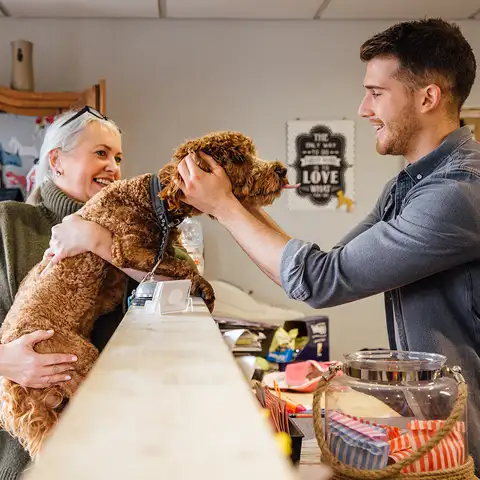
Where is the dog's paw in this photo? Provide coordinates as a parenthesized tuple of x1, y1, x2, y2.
(191, 275, 215, 313)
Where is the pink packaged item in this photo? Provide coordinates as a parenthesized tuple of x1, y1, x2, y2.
(284, 360, 340, 393)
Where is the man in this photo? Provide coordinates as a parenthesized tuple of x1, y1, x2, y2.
(177, 19, 480, 471)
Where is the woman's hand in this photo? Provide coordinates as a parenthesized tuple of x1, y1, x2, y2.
(0, 330, 77, 388)
(42, 214, 112, 276)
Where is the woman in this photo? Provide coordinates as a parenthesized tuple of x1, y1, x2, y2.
(0, 106, 131, 476)
(0, 107, 124, 478)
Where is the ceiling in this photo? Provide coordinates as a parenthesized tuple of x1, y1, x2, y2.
(1, 0, 480, 20)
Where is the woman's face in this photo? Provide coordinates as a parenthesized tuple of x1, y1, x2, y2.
(51, 121, 122, 203)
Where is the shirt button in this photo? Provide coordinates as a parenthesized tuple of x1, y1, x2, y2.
(416, 174, 423, 180)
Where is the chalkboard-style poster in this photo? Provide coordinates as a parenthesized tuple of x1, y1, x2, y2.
(287, 120, 355, 212)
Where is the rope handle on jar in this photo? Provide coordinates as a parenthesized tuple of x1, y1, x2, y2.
(312, 364, 469, 479)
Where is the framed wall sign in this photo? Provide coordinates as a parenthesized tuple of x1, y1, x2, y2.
(286, 120, 355, 212)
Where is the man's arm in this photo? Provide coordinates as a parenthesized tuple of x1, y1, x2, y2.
(176, 152, 292, 284)
(245, 205, 290, 237)
(223, 176, 480, 308)
(178, 153, 480, 309)
(280, 174, 480, 308)
(216, 201, 291, 284)
(242, 177, 392, 264)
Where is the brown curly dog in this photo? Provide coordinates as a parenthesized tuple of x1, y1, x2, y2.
(0, 131, 289, 457)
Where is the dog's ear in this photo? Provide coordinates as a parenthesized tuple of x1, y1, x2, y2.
(201, 149, 248, 169)
(239, 175, 253, 197)
(159, 164, 183, 210)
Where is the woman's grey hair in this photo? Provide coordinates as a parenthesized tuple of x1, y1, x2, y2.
(35, 108, 121, 186)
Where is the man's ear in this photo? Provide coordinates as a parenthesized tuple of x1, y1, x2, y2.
(420, 84, 442, 114)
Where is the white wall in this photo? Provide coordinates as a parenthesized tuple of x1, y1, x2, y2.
(1, 18, 479, 359)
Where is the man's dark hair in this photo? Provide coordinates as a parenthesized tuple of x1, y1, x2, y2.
(360, 18, 476, 115)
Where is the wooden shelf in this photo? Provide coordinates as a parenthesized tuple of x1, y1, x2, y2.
(0, 79, 106, 116)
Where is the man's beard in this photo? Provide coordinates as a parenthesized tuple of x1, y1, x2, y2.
(376, 101, 420, 157)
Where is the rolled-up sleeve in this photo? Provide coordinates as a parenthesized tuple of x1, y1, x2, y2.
(280, 174, 480, 309)
(280, 239, 316, 302)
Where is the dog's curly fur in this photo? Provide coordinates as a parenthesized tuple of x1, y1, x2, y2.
(0, 131, 288, 457)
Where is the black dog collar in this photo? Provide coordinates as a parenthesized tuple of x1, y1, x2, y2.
(150, 174, 182, 262)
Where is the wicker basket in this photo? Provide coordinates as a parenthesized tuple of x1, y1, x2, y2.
(312, 367, 477, 480)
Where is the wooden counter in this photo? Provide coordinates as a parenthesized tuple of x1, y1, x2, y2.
(23, 299, 298, 480)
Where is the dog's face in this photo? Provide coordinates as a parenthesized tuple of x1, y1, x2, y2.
(245, 160, 289, 207)
(159, 131, 291, 215)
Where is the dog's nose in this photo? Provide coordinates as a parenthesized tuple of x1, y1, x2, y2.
(274, 165, 288, 178)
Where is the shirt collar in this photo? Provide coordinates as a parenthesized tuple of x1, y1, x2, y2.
(404, 126, 472, 184)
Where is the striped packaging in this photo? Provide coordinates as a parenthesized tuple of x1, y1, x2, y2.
(343, 413, 404, 441)
(388, 420, 466, 472)
(327, 411, 390, 470)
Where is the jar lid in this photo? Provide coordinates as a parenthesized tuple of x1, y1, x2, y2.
(343, 350, 447, 383)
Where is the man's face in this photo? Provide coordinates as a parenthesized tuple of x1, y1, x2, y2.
(358, 56, 420, 157)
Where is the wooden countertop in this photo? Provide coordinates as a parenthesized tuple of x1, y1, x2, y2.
(23, 299, 298, 480)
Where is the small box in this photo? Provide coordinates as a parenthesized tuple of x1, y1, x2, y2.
(214, 316, 277, 358)
(284, 315, 329, 363)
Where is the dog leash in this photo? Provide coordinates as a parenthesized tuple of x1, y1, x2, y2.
(136, 174, 183, 287)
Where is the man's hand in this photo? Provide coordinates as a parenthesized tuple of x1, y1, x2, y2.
(176, 151, 239, 218)
(177, 152, 290, 286)
(0, 330, 77, 388)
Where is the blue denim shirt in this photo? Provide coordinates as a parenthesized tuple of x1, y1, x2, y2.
(281, 126, 480, 470)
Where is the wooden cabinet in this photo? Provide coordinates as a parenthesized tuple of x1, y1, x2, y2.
(0, 79, 106, 116)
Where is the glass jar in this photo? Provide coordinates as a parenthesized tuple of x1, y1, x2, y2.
(178, 218, 205, 275)
(322, 350, 468, 472)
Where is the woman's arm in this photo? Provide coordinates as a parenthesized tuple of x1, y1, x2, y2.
(0, 206, 77, 387)
(41, 214, 173, 282)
